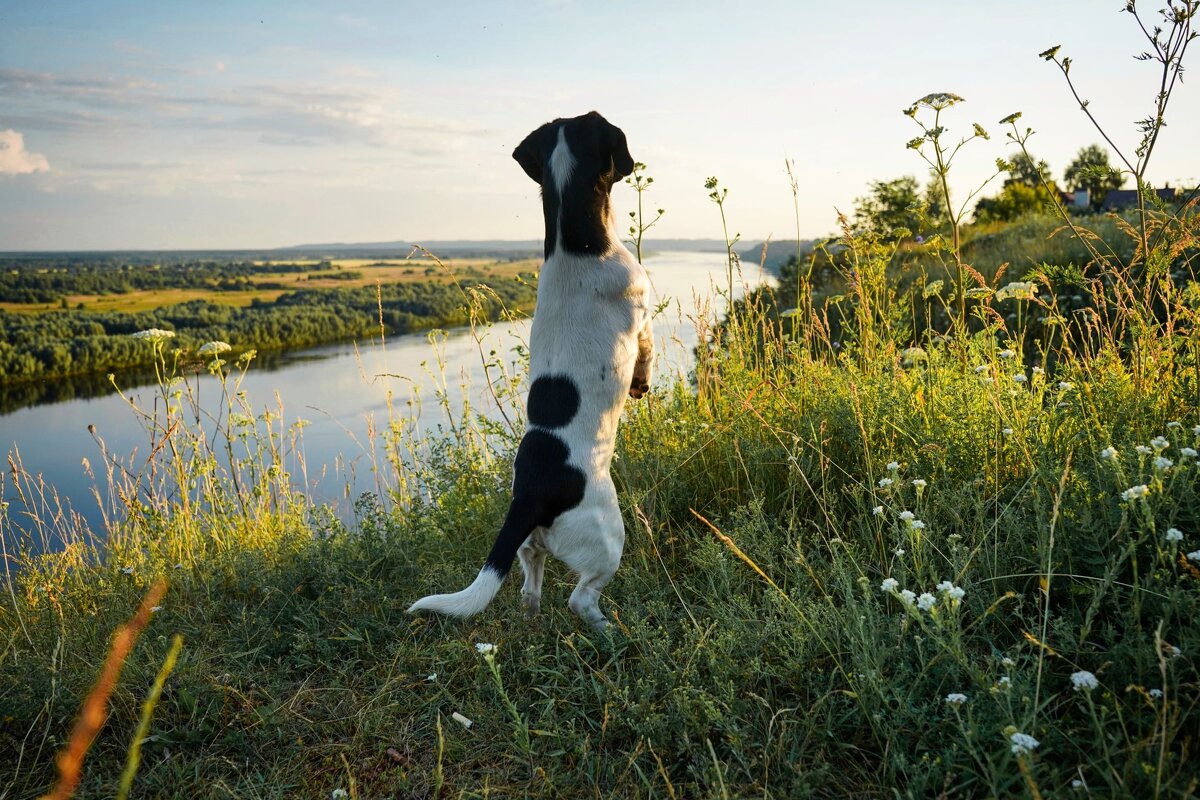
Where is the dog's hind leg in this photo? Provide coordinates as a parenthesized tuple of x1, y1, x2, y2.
(550, 499, 625, 631)
(518, 536, 548, 619)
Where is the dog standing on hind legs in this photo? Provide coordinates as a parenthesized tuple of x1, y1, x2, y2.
(407, 111, 653, 631)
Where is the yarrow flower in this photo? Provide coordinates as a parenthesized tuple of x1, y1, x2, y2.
(1148, 688, 1163, 699)
(1167, 421, 1182, 430)
(1099, 446, 1118, 460)
(880, 577, 900, 593)
(1012, 373, 1027, 383)
(1010, 732, 1040, 755)
(878, 477, 894, 488)
(995, 282, 1038, 302)
(917, 593, 936, 611)
(912, 478, 927, 490)
(886, 461, 900, 471)
(1154, 456, 1173, 471)
(1150, 436, 1170, 451)
(898, 589, 916, 605)
(900, 510, 915, 521)
(1058, 381, 1074, 391)
(1165, 527, 1183, 543)
(945, 693, 968, 706)
(1122, 485, 1150, 502)
(1181, 447, 1198, 458)
(332, 790, 349, 800)
(131, 328, 175, 343)
(910, 520, 926, 530)
(1071, 671, 1098, 691)
(1002, 657, 1016, 668)
(197, 340, 232, 356)
(1136, 445, 1153, 455)
(475, 642, 496, 655)
(1188, 550, 1200, 563)
(1002, 427, 1013, 436)
(872, 505, 884, 516)
(998, 348, 1016, 359)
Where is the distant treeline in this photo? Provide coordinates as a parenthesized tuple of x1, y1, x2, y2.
(0, 259, 347, 304)
(0, 276, 537, 386)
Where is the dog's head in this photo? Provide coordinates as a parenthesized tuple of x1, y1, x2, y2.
(513, 111, 634, 191)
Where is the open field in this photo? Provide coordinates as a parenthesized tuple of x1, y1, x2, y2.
(0, 258, 538, 315)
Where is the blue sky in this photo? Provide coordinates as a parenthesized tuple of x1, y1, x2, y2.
(1, 1, 1196, 250)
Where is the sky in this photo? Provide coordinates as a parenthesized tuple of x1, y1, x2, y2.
(0, 0, 1196, 251)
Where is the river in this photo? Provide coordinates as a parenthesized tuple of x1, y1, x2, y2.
(0, 251, 767, 550)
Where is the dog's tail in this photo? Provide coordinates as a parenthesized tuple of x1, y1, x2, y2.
(407, 498, 540, 619)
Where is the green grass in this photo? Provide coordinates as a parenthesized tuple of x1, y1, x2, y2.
(2, 223, 1198, 797)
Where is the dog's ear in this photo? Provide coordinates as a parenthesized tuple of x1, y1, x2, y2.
(513, 122, 559, 185)
(601, 117, 635, 181)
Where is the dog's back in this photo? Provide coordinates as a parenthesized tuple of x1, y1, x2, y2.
(408, 112, 652, 629)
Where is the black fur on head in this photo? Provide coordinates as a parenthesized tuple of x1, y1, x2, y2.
(513, 111, 635, 258)
(512, 111, 634, 188)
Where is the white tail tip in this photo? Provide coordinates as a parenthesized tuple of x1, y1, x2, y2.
(408, 567, 505, 619)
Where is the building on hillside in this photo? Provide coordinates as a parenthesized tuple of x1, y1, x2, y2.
(1098, 185, 1181, 211)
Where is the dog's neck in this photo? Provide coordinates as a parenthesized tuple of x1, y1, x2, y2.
(541, 129, 617, 260)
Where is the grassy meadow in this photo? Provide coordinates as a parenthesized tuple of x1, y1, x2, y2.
(3, 11, 1200, 798)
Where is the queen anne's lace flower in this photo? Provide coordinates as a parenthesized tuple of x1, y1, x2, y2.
(1010, 732, 1040, 755)
(1154, 456, 1173, 471)
(899, 510, 915, 521)
(1071, 671, 1098, 691)
(198, 340, 232, 355)
(945, 693, 968, 705)
(1150, 436, 1170, 451)
(1099, 446, 1117, 460)
(131, 328, 175, 342)
(878, 477, 894, 488)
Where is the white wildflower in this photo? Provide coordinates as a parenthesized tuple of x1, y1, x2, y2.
(872, 505, 884, 516)
(900, 510, 915, 521)
(332, 790, 349, 800)
(150, 605, 163, 613)
(1070, 671, 1098, 691)
(996, 282, 1039, 302)
(1167, 645, 1181, 658)
(1010, 732, 1040, 755)
(998, 676, 1012, 689)
(1181, 447, 1197, 458)
(120, 566, 134, 575)
(894, 548, 906, 557)
(999, 348, 1016, 358)
(1099, 446, 1118, 460)
(912, 478, 927, 490)
(880, 577, 900, 593)
(917, 593, 936, 611)
(1154, 456, 1173, 471)
(131, 328, 175, 342)
(1193, 424, 1200, 437)
(475, 642, 496, 655)
(878, 477, 894, 488)
(1032, 366, 1044, 375)
(1150, 436, 1170, 451)
(1165, 527, 1183, 542)
(197, 341, 232, 356)
(1188, 550, 1200, 563)
(1002, 427, 1013, 436)
(947, 586, 965, 601)
(1122, 485, 1150, 501)
(974, 364, 989, 374)
(935, 580, 954, 593)
(451, 711, 473, 729)
(910, 520, 926, 530)
(945, 693, 968, 706)
(1167, 421, 1182, 429)
(898, 589, 916, 605)
(1072, 779, 1085, 789)
(1012, 373, 1027, 383)
(980, 376, 995, 386)
(1148, 688, 1163, 699)
(1002, 657, 1016, 668)
(886, 461, 900, 471)
(427, 672, 438, 682)
(1135, 445, 1152, 455)
(1058, 381, 1074, 391)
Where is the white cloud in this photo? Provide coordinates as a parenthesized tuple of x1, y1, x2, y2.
(0, 129, 49, 175)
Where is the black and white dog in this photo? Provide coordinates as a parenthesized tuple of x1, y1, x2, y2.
(408, 112, 653, 630)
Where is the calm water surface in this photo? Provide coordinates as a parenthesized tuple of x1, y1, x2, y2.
(0, 252, 767, 546)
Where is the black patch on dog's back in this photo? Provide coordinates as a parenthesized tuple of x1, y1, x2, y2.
(527, 375, 580, 429)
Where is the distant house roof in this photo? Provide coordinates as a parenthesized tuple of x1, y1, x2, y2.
(1100, 186, 1180, 211)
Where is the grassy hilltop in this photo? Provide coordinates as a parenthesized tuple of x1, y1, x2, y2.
(3, 7, 1200, 798)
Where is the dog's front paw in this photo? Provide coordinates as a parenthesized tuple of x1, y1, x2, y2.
(628, 379, 649, 399)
